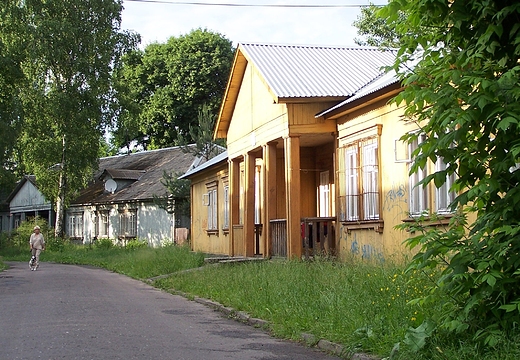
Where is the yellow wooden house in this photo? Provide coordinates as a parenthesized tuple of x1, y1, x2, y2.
(184, 43, 458, 262)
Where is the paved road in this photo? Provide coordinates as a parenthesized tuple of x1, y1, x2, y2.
(0, 262, 341, 360)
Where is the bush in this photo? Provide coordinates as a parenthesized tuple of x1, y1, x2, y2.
(126, 239, 148, 250)
(95, 238, 114, 250)
(12, 216, 51, 249)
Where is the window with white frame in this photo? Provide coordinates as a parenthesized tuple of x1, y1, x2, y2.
(68, 212, 84, 238)
(96, 211, 109, 237)
(119, 209, 137, 238)
(435, 157, 457, 214)
(408, 133, 428, 216)
(223, 184, 229, 230)
(319, 171, 330, 217)
(204, 181, 218, 231)
(341, 136, 380, 221)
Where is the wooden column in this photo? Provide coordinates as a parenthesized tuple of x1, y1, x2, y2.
(244, 152, 256, 257)
(229, 158, 241, 256)
(263, 142, 277, 258)
(284, 135, 302, 259)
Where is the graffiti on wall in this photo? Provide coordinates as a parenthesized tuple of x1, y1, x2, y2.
(383, 183, 408, 220)
(350, 235, 359, 255)
(342, 229, 385, 263)
(362, 244, 385, 263)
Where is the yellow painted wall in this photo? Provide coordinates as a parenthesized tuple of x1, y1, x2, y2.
(226, 63, 288, 159)
(189, 164, 230, 255)
(336, 100, 416, 263)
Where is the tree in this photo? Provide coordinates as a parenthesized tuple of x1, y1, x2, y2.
(177, 104, 226, 161)
(0, 1, 26, 193)
(383, 0, 520, 344)
(111, 28, 234, 150)
(153, 171, 191, 221)
(353, 3, 403, 48)
(18, 0, 139, 237)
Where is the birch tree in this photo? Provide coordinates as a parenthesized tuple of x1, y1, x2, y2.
(0, 1, 26, 192)
(19, 0, 138, 237)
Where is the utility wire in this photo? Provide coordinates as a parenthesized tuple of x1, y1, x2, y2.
(123, 0, 384, 8)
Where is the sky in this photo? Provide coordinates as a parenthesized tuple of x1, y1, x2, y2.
(120, 0, 388, 48)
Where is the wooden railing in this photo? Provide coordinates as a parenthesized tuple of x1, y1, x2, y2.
(301, 217, 336, 259)
(269, 217, 336, 259)
(269, 219, 287, 257)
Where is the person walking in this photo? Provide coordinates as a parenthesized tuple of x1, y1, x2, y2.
(29, 225, 45, 271)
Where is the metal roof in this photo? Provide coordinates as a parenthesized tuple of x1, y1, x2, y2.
(316, 70, 400, 117)
(240, 43, 397, 99)
(180, 151, 228, 179)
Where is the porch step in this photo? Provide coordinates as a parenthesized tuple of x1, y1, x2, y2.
(204, 256, 265, 264)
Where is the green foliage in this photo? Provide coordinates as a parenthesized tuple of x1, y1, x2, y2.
(111, 28, 234, 150)
(11, 216, 49, 247)
(153, 170, 191, 219)
(384, 0, 520, 345)
(126, 239, 148, 250)
(95, 238, 114, 250)
(177, 104, 226, 161)
(0, 1, 26, 187)
(403, 320, 436, 352)
(353, 3, 404, 48)
(9, 0, 139, 236)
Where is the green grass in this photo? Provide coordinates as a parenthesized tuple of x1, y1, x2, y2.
(0, 242, 205, 280)
(1, 243, 519, 359)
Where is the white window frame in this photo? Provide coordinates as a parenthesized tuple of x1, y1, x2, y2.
(206, 188, 217, 231)
(343, 136, 380, 222)
(409, 133, 428, 217)
(362, 140, 379, 220)
(120, 209, 137, 238)
(319, 171, 330, 217)
(345, 145, 359, 221)
(96, 211, 109, 238)
(223, 185, 229, 230)
(68, 212, 84, 238)
(435, 158, 457, 214)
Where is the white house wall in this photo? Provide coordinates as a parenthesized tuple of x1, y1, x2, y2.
(138, 202, 173, 247)
(66, 202, 172, 247)
(9, 181, 52, 213)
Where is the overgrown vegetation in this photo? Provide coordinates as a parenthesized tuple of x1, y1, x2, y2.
(0, 236, 205, 280)
(375, 0, 520, 348)
(1, 242, 519, 358)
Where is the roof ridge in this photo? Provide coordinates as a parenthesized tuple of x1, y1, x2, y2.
(98, 144, 196, 160)
(239, 42, 396, 52)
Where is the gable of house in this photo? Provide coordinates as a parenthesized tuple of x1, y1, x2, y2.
(4, 176, 54, 230)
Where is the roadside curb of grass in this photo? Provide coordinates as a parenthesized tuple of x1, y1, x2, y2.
(160, 287, 380, 360)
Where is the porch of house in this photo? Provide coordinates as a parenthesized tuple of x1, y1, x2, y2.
(228, 132, 337, 259)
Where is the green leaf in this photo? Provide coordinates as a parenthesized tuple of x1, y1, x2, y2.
(403, 320, 436, 352)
